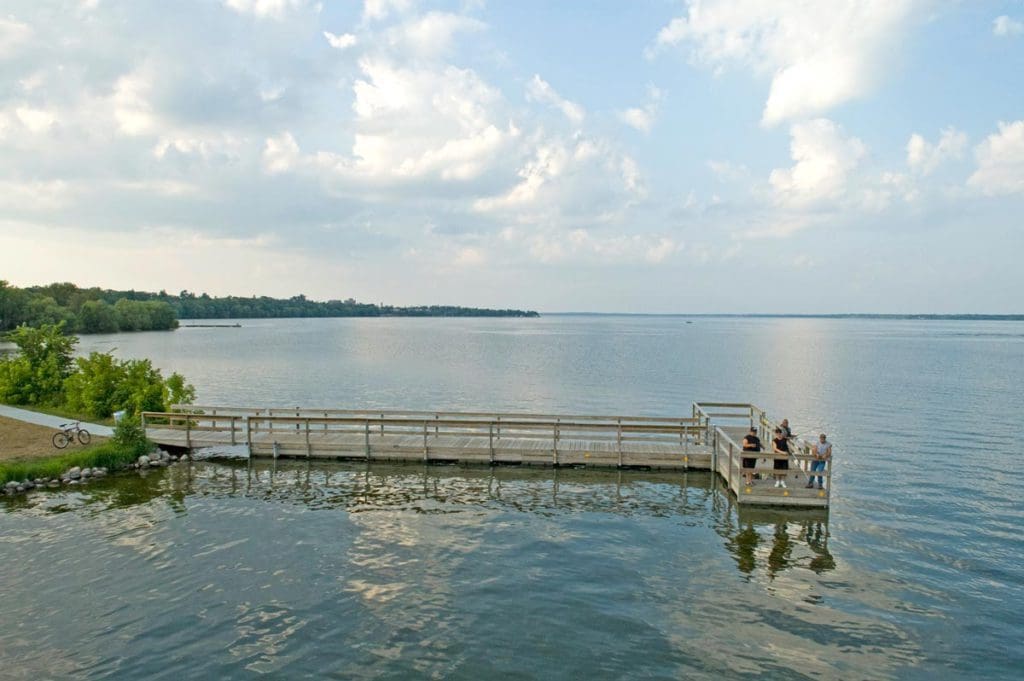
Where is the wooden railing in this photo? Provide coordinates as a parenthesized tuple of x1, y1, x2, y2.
(143, 409, 705, 466)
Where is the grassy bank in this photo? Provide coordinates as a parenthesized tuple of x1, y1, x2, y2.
(0, 441, 142, 485)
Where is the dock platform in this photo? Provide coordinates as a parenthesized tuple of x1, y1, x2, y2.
(141, 402, 832, 508)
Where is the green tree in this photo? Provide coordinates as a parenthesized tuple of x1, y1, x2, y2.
(0, 323, 77, 405)
(114, 298, 147, 331)
(64, 352, 126, 418)
(117, 359, 167, 415)
(25, 296, 75, 328)
(77, 300, 120, 334)
(165, 372, 196, 407)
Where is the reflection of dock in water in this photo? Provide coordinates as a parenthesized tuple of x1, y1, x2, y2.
(151, 458, 835, 578)
(142, 402, 833, 509)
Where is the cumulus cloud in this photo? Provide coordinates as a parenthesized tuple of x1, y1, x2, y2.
(652, 0, 918, 125)
(387, 12, 485, 57)
(525, 75, 585, 125)
(363, 0, 414, 22)
(323, 31, 357, 49)
(968, 120, 1024, 196)
(223, 0, 308, 20)
(769, 119, 866, 205)
(0, 17, 33, 58)
(906, 127, 967, 174)
(619, 86, 663, 133)
(345, 58, 513, 181)
(993, 15, 1024, 37)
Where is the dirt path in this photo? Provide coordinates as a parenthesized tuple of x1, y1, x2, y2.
(0, 415, 109, 462)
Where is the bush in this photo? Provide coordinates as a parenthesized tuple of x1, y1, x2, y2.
(62, 352, 196, 419)
(64, 352, 123, 417)
(112, 414, 150, 457)
(0, 323, 76, 405)
(166, 372, 196, 407)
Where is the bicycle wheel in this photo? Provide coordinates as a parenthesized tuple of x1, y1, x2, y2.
(78, 430, 91, 445)
(53, 432, 69, 449)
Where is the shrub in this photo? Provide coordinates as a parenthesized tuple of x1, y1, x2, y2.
(166, 372, 196, 407)
(62, 352, 197, 419)
(64, 352, 125, 418)
(0, 323, 76, 405)
(112, 414, 150, 457)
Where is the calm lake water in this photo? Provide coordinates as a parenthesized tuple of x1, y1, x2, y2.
(2, 316, 1022, 679)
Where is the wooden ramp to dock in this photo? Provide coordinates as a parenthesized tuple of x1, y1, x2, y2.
(141, 402, 832, 508)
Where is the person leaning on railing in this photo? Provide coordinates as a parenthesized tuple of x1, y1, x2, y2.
(741, 426, 762, 486)
(806, 433, 832, 489)
(771, 428, 790, 488)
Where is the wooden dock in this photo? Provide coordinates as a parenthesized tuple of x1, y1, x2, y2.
(141, 402, 832, 508)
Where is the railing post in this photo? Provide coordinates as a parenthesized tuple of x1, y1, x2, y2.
(365, 421, 371, 460)
(728, 441, 736, 493)
(186, 415, 191, 449)
(245, 416, 252, 457)
(423, 421, 429, 462)
(711, 428, 718, 472)
(380, 413, 384, 436)
(231, 415, 237, 445)
(305, 419, 311, 458)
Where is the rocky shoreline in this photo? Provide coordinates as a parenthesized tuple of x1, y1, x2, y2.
(2, 450, 189, 496)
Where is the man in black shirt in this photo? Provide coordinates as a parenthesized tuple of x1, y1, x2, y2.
(741, 427, 761, 486)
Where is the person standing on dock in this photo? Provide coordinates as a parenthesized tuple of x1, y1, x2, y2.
(780, 419, 793, 440)
(807, 434, 831, 489)
(741, 427, 762, 486)
(771, 428, 790, 488)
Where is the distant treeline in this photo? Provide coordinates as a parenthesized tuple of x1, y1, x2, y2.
(1, 281, 177, 334)
(164, 291, 538, 320)
(1, 281, 539, 334)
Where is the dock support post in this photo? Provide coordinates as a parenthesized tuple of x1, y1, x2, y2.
(553, 422, 559, 466)
(489, 423, 495, 464)
(364, 421, 371, 461)
(617, 420, 623, 467)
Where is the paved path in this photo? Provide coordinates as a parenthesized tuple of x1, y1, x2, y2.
(0, 405, 114, 437)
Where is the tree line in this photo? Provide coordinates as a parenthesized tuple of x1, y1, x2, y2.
(0, 281, 177, 334)
(1, 281, 539, 335)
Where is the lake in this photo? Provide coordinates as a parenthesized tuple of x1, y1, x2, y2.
(2, 316, 1022, 679)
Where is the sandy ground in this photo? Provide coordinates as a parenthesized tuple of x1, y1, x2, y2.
(0, 415, 108, 461)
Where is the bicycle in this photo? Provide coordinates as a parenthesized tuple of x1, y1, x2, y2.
(52, 422, 91, 449)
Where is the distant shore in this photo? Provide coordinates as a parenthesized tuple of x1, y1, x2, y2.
(548, 313, 1024, 321)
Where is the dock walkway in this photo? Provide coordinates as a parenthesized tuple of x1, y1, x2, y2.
(142, 402, 831, 508)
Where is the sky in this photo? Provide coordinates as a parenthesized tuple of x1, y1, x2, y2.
(0, 0, 1022, 313)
